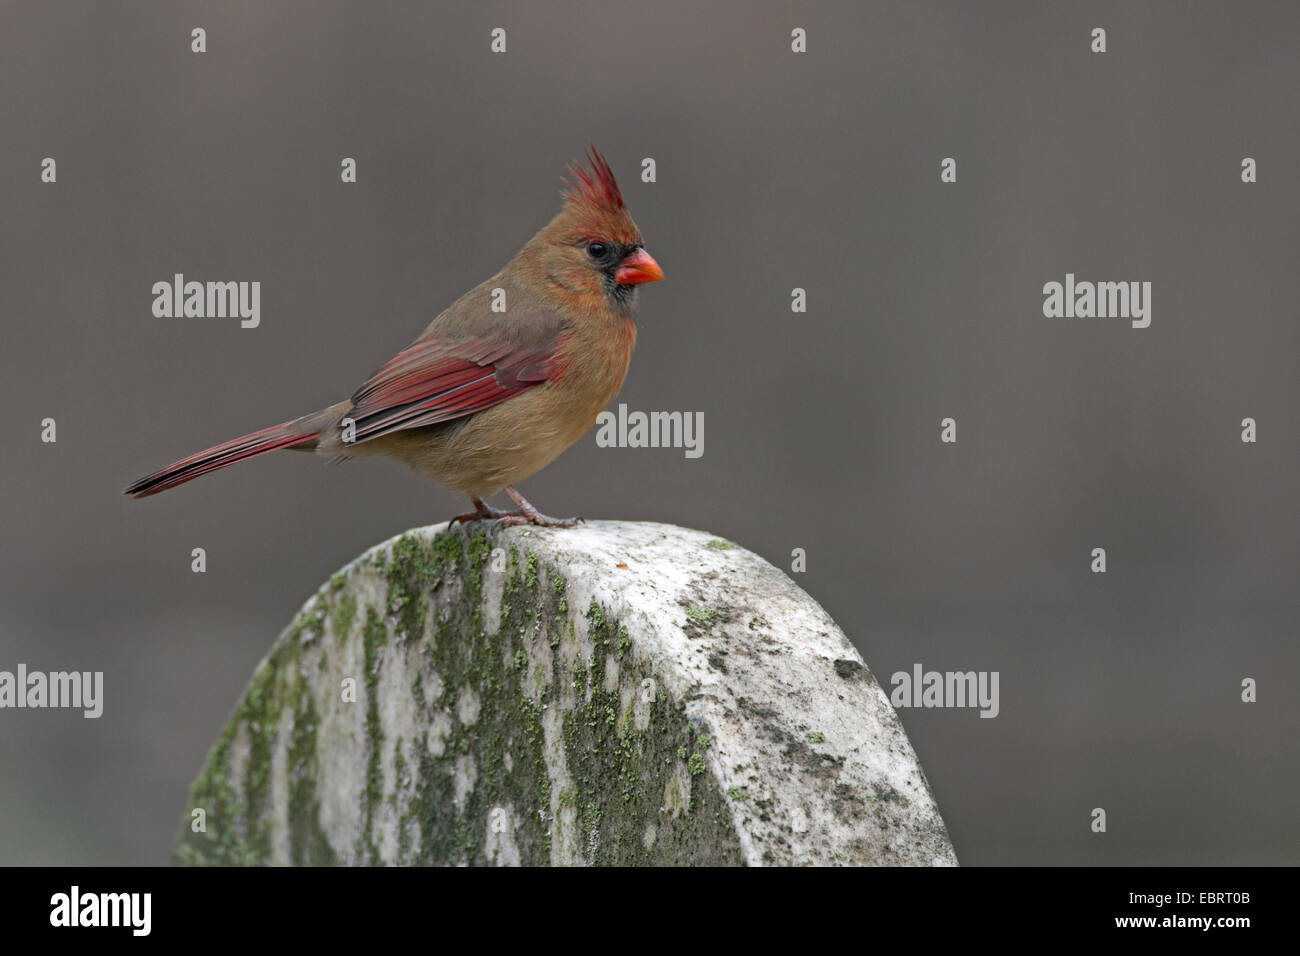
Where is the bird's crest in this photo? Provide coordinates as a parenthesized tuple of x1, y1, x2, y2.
(562, 146, 626, 217)
(558, 146, 641, 245)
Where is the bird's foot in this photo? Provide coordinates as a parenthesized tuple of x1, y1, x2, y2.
(495, 487, 584, 528)
(449, 498, 509, 525)
(496, 510, 583, 528)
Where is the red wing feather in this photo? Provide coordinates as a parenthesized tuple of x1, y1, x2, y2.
(343, 333, 562, 444)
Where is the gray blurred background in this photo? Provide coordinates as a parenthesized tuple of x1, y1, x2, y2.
(1, 1, 1295, 865)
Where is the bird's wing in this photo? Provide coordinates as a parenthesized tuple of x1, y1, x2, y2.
(342, 315, 566, 446)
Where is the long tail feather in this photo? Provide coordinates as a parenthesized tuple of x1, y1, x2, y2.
(124, 413, 326, 498)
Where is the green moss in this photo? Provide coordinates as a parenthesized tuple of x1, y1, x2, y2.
(502, 545, 522, 605)
(176, 631, 299, 864)
(807, 731, 825, 744)
(332, 592, 357, 643)
(561, 679, 740, 864)
(686, 605, 716, 625)
(705, 539, 735, 550)
(465, 533, 492, 593)
(360, 606, 387, 865)
(177, 526, 745, 867)
(237, 661, 279, 859)
(288, 605, 325, 642)
(393, 740, 412, 860)
(385, 534, 435, 639)
(551, 571, 568, 615)
(409, 534, 552, 864)
(727, 786, 749, 801)
(288, 688, 337, 865)
(174, 720, 249, 865)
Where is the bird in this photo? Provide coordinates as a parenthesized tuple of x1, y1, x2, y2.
(124, 147, 663, 527)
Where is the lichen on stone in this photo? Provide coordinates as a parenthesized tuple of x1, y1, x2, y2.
(176, 524, 745, 866)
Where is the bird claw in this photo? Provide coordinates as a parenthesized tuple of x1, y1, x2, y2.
(496, 512, 584, 529)
(494, 486, 583, 528)
(449, 499, 508, 525)
(451, 488, 581, 529)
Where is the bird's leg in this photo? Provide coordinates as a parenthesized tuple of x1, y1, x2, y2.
(449, 497, 509, 525)
(496, 486, 583, 528)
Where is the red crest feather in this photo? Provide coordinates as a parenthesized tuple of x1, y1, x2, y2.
(562, 146, 625, 216)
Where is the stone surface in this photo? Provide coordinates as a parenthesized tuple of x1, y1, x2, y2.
(176, 520, 957, 866)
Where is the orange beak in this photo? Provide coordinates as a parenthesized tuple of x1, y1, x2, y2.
(614, 248, 665, 286)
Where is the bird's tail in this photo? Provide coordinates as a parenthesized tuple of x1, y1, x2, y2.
(124, 405, 342, 498)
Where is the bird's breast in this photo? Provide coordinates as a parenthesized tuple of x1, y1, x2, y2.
(550, 317, 637, 432)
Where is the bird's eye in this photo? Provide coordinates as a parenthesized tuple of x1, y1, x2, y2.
(586, 241, 607, 260)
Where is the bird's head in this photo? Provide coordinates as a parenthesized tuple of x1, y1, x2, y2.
(526, 147, 664, 313)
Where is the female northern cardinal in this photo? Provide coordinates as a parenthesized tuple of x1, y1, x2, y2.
(125, 147, 663, 527)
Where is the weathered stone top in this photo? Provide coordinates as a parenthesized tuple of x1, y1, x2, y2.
(176, 520, 957, 866)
